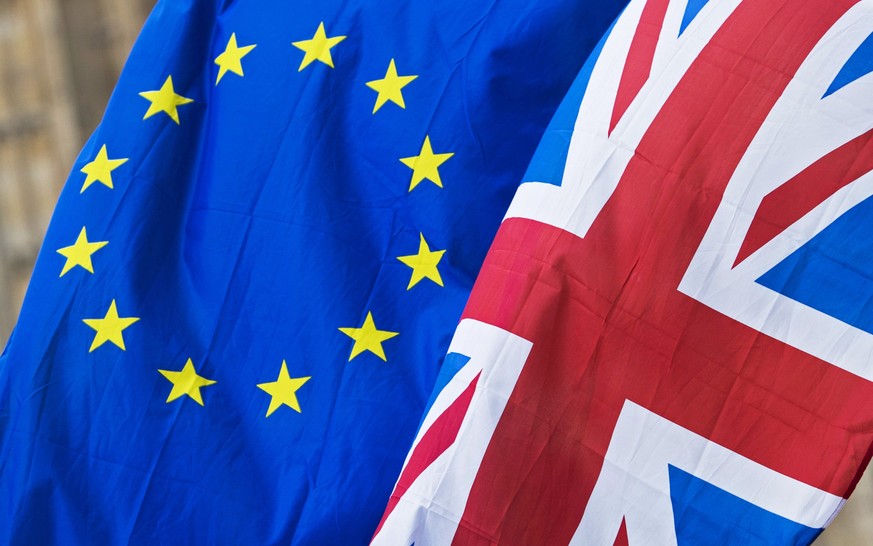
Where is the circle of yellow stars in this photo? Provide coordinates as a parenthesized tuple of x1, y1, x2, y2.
(61, 19, 457, 418)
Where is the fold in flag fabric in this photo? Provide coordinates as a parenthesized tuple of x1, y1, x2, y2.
(0, 0, 629, 543)
(374, 0, 873, 544)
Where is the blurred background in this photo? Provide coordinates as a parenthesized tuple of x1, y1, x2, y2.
(0, 0, 152, 336)
(0, 1, 869, 543)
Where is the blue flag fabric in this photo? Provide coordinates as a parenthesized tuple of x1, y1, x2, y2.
(0, 0, 627, 543)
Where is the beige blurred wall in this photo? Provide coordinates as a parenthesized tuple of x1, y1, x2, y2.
(0, 0, 153, 342)
(0, 0, 869, 543)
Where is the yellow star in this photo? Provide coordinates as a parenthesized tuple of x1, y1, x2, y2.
(292, 22, 346, 71)
(257, 360, 311, 417)
(158, 358, 217, 406)
(56, 227, 108, 277)
(215, 33, 257, 85)
(339, 312, 399, 362)
(397, 233, 445, 290)
(139, 75, 194, 124)
(80, 145, 128, 193)
(82, 299, 140, 352)
(400, 136, 454, 191)
(366, 59, 418, 114)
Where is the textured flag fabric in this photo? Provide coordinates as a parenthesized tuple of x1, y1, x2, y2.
(374, 0, 873, 544)
(0, 0, 630, 544)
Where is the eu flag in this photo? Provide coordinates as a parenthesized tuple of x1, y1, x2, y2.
(0, 0, 627, 543)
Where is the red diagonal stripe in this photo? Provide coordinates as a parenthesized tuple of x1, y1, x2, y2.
(610, 0, 671, 135)
(372, 371, 481, 539)
(734, 128, 873, 266)
(613, 518, 629, 546)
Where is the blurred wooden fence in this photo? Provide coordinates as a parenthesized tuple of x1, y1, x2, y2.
(0, 0, 868, 543)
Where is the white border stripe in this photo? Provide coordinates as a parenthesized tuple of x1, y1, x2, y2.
(504, 0, 742, 238)
(572, 400, 845, 545)
(372, 320, 533, 545)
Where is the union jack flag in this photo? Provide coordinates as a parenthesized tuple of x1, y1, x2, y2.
(372, 0, 873, 544)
